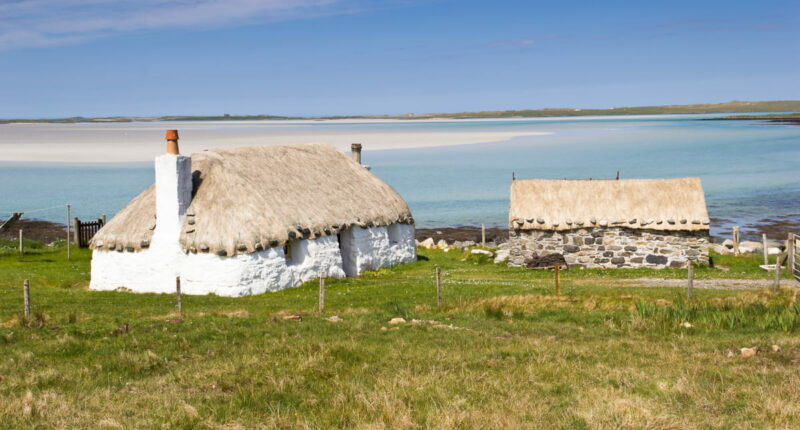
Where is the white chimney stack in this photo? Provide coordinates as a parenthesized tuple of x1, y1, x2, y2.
(154, 130, 192, 245)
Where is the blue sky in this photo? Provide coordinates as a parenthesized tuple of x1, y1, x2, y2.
(1, 0, 798, 118)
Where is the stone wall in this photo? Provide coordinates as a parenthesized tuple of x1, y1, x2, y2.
(508, 227, 709, 269)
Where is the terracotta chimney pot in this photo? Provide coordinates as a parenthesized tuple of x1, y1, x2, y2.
(165, 130, 180, 154)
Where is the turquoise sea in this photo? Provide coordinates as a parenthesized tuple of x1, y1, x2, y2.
(1, 114, 798, 237)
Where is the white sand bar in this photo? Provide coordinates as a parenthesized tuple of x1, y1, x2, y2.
(0, 120, 551, 163)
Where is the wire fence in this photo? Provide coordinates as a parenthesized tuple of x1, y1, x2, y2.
(7, 258, 800, 336)
(4, 264, 654, 327)
(4, 231, 799, 326)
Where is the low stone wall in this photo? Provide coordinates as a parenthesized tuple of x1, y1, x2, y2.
(508, 227, 709, 269)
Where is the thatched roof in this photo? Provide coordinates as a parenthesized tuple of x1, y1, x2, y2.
(91, 144, 413, 255)
(509, 177, 709, 231)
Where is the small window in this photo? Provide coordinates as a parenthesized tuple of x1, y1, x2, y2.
(284, 240, 306, 266)
(387, 224, 402, 246)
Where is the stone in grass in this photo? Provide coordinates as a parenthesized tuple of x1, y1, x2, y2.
(419, 238, 435, 249)
(740, 347, 758, 358)
(709, 244, 731, 255)
(771, 345, 781, 352)
(388, 317, 406, 325)
(471, 249, 493, 257)
(182, 403, 199, 419)
(493, 249, 510, 263)
(436, 239, 448, 248)
(739, 241, 762, 253)
(679, 322, 693, 329)
(283, 314, 302, 321)
(326, 315, 343, 323)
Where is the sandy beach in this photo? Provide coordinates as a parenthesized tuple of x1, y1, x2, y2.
(0, 120, 550, 163)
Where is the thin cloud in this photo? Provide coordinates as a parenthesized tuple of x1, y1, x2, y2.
(0, 0, 353, 50)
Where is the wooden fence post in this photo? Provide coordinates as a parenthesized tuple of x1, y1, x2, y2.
(18, 229, 23, 254)
(175, 276, 182, 315)
(732, 226, 740, 256)
(66, 204, 71, 260)
(687, 261, 694, 299)
(73, 217, 80, 245)
(787, 233, 795, 277)
(762, 233, 769, 266)
(101, 214, 107, 225)
(773, 255, 782, 292)
(436, 266, 442, 306)
(23, 279, 30, 318)
(554, 264, 561, 297)
(319, 271, 325, 312)
(481, 224, 486, 247)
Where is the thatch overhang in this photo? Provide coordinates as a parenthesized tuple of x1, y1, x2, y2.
(91, 144, 413, 256)
(509, 177, 709, 232)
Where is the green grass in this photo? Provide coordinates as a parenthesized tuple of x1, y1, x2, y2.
(1, 246, 799, 428)
(0, 238, 53, 256)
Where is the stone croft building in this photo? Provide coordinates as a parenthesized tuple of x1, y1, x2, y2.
(90, 131, 416, 296)
(507, 178, 710, 269)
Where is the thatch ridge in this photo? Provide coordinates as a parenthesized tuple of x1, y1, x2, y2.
(509, 177, 709, 231)
(91, 144, 413, 255)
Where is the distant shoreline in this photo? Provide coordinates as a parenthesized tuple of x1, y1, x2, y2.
(9, 217, 794, 247)
(3, 100, 800, 124)
(704, 113, 800, 126)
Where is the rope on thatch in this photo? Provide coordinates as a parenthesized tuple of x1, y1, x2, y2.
(509, 177, 709, 232)
(91, 144, 413, 256)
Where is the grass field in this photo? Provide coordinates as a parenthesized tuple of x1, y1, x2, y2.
(1, 245, 799, 429)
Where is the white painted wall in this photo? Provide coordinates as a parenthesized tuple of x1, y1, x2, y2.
(91, 247, 179, 294)
(90, 153, 193, 294)
(180, 235, 346, 296)
(90, 223, 415, 296)
(339, 224, 416, 275)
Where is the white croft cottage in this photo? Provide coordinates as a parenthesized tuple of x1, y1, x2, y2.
(90, 131, 416, 296)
